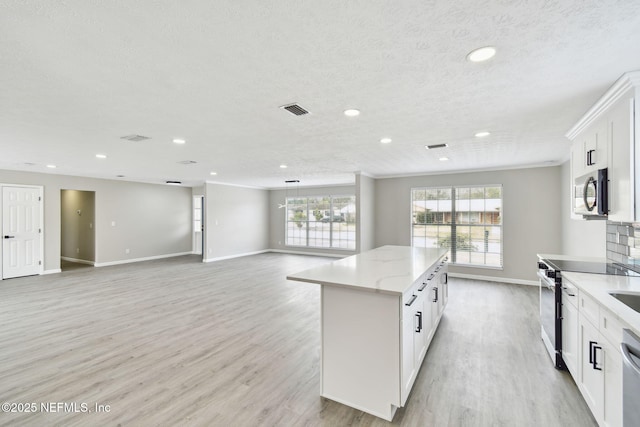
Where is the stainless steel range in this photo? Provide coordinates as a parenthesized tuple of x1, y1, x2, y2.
(537, 258, 640, 369)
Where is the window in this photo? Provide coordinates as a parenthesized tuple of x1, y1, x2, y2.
(411, 185, 502, 267)
(286, 195, 356, 250)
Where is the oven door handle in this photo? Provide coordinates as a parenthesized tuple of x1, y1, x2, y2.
(537, 271, 555, 289)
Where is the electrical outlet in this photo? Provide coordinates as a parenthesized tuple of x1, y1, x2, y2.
(76, 248, 79, 254)
(125, 248, 130, 254)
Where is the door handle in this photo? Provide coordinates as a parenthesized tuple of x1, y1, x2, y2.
(4, 235, 15, 239)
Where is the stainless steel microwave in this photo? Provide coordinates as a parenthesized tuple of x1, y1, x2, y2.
(574, 168, 608, 217)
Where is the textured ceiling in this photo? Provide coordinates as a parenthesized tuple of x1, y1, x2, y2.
(1, 0, 640, 188)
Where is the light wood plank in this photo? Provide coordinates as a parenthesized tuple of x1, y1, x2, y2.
(0, 254, 596, 426)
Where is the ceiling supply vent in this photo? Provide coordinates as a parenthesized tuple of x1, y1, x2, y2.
(165, 180, 182, 185)
(120, 134, 151, 142)
(425, 143, 449, 150)
(280, 103, 309, 116)
(177, 160, 197, 165)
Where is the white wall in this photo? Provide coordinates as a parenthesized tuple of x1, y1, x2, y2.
(0, 169, 192, 272)
(269, 184, 356, 256)
(374, 166, 564, 282)
(560, 161, 607, 257)
(356, 174, 376, 252)
(203, 182, 269, 261)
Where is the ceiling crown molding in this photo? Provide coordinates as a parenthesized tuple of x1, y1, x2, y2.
(566, 70, 640, 140)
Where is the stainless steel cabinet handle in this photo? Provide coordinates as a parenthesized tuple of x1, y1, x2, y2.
(418, 282, 427, 291)
(4, 235, 15, 239)
(415, 311, 422, 333)
(433, 287, 438, 303)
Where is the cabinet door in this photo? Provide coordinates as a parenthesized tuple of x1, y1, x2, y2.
(413, 296, 427, 366)
(401, 311, 416, 403)
(579, 315, 604, 421)
(607, 96, 634, 222)
(602, 339, 622, 427)
(572, 139, 586, 181)
(562, 295, 579, 378)
(584, 120, 608, 174)
(440, 265, 448, 308)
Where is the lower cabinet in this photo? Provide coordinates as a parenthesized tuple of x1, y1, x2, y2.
(574, 291, 623, 427)
(562, 286, 579, 377)
(401, 260, 447, 406)
(579, 314, 604, 418)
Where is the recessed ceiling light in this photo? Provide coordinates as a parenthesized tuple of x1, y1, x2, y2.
(475, 131, 491, 138)
(96, 154, 107, 159)
(466, 46, 496, 62)
(280, 164, 288, 169)
(210, 171, 217, 176)
(46, 164, 56, 169)
(380, 138, 392, 144)
(173, 138, 186, 144)
(344, 109, 360, 117)
(439, 157, 449, 161)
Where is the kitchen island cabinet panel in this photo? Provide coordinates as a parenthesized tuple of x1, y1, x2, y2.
(287, 245, 448, 421)
(321, 285, 401, 419)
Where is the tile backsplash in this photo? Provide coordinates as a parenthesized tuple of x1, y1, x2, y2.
(606, 221, 640, 265)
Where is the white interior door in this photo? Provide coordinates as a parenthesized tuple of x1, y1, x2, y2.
(2, 186, 42, 279)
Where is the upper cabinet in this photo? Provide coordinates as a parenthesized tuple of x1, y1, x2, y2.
(568, 71, 640, 222)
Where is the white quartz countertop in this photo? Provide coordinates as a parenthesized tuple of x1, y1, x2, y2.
(287, 245, 448, 295)
(537, 253, 640, 335)
(562, 271, 640, 336)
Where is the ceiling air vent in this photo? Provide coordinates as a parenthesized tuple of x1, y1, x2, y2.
(177, 160, 197, 165)
(120, 134, 151, 142)
(425, 143, 449, 150)
(280, 103, 309, 116)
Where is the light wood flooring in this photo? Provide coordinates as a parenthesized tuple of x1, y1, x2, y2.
(0, 253, 596, 426)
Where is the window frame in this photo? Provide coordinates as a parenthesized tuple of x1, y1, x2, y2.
(411, 184, 503, 269)
(285, 194, 356, 250)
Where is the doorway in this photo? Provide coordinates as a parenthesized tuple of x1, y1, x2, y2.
(1, 185, 44, 279)
(60, 190, 95, 271)
(193, 196, 204, 257)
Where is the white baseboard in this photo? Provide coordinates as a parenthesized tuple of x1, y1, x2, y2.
(268, 249, 347, 258)
(61, 256, 95, 266)
(94, 252, 193, 267)
(448, 272, 538, 287)
(203, 249, 269, 263)
(43, 268, 62, 275)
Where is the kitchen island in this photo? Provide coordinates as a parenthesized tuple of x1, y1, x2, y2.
(287, 245, 448, 421)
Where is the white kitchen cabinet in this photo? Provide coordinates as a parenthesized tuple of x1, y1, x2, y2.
(567, 71, 640, 221)
(571, 119, 608, 181)
(575, 293, 624, 427)
(607, 92, 635, 222)
(579, 313, 604, 419)
(287, 246, 449, 422)
(561, 279, 579, 378)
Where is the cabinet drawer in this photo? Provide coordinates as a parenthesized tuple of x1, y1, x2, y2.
(580, 291, 600, 327)
(562, 280, 579, 308)
(599, 308, 625, 350)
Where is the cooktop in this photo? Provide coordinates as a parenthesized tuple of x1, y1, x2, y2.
(543, 259, 640, 277)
